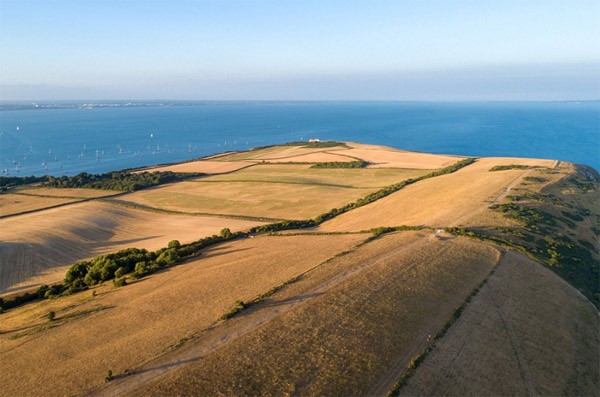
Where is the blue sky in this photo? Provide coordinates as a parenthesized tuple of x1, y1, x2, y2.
(0, 0, 598, 100)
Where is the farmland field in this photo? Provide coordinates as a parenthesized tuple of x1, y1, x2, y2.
(137, 160, 254, 174)
(400, 250, 599, 396)
(200, 164, 433, 188)
(0, 193, 82, 217)
(0, 201, 265, 294)
(111, 180, 375, 220)
(127, 233, 500, 396)
(0, 233, 367, 397)
(318, 157, 558, 231)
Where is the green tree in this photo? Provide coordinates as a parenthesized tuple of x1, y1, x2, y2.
(220, 228, 232, 238)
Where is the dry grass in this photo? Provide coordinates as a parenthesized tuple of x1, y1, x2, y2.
(136, 160, 254, 174)
(318, 157, 555, 231)
(132, 233, 500, 396)
(0, 234, 365, 397)
(113, 180, 374, 220)
(400, 250, 599, 396)
(0, 201, 265, 294)
(261, 151, 356, 163)
(0, 193, 81, 217)
(213, 145, 348, 161)
(201, 164, 433, 188)
(14, 187, 120, 198)
(213, 142, 461, 169)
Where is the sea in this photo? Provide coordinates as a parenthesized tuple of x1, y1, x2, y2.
(0, 101, 598, 177)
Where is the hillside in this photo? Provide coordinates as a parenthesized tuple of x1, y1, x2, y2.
(0, 142, 597, 396)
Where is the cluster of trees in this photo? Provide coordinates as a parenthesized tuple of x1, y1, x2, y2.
(489, 164, 534, 171)
(43, 171, 204, 191)
(311, 160, 368, 169)
(0, 175, 46, 190)
(0, 170, 204, 193)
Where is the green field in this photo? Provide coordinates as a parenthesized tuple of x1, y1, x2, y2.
(198, 164, 432, 188)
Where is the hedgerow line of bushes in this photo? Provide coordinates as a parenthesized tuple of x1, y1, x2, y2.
(1, 170, 205, 193)
(489, 164, 542, 171)
(42, 170, 205, 191)
(310, 160, 369, 169)
(0, 157, 477, 313)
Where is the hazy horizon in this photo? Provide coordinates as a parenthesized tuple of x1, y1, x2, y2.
(1, 1, 599, 101)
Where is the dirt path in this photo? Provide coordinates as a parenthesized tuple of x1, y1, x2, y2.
(448, 168, 531, 227)
(89, 235, 431, 397)
(490, 251, 536, 396)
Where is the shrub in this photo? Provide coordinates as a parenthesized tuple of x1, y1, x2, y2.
(221, 300, 247, 320)
(167, 240, 181, 249)
(47, 311, 55, 321)
(114, 267, 126, 278)
(156, 249, 179, 267)
(220, 228, 232, 238)
(113, 278, 127, 288)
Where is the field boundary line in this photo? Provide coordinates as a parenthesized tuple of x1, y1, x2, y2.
(385, 244, 502, 397)
(96, 198, 285, 223)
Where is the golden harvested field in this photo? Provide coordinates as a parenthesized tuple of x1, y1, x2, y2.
(136, 160, 254, 174)
(129, 233, 500, 396)
(214, 142, 463, 169)
(0, 234, 366, 397)
(113, 181, 374, 220)
(261, 151, 356, 163)
(201, 164, 432, 188)
(318, 157, 556, 231)
(213, 144, 349, 161)
(0, 193, 81, 217)
(14, 187, 120, 198)
(0, 201, 265, 294)
(401, 250, 599, 396)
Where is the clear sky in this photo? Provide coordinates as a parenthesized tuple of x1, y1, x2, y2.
(0, 0, 598, 100)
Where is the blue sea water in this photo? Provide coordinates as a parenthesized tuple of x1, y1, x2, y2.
(0, 101, 598, 177)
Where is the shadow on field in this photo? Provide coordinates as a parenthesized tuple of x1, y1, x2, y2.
(201, 246, 255, 260)
(104, 236, 163, 247)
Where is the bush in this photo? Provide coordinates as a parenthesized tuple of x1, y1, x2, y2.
(221, 300, 247, 320)
(47, 311, 55, 321)
(220, 228, 232, 238)
(113, 278, 127, 288)
(167, 240, 181, 249)
(114, 267, 126, 278)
